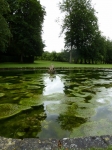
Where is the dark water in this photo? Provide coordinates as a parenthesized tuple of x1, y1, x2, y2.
(0, 69, 112, 139)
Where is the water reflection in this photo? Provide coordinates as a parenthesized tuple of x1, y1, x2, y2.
(57, 112, 86, 131)
(38, 115, 70, 139)
(0, 105, 47, 138)
(40, 74, 70, 139)
(43, 74, 64, 95)
(1, 70, 112, 139)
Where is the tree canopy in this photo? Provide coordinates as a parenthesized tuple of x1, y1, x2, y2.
(0, 0, 112, 64)
(0, 0, 11, 52)
(2, 0, 45, 62)
(59, 0, 99, 63)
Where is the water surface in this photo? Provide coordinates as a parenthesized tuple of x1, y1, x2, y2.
(0, 69, 112, 139)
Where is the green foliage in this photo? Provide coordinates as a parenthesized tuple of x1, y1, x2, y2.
(105, 39, 112, 63)
(58, 1, 112, 64)
(41, 50, 69, 62)
(90, 32, 107, 64)
(59, 0, 99, 63)
(0, 0, 11, 52)
(6, 0, 46, 62)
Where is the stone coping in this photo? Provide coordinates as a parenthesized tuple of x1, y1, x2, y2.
(0, 135, 112, 150)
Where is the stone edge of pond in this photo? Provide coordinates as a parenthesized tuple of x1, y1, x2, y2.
(0, 67, 112, 71)
(0, 135, 112, 150)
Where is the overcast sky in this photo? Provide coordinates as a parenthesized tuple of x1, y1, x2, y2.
(40, 0, 112, 52)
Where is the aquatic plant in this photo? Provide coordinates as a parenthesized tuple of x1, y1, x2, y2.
(0, 93, 5, 97)
(70, 119, 112, 137)
(0, 103, 31, 119)
(19, 95, 43, 107)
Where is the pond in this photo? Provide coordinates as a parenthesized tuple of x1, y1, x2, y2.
(0, 69, 112, 139)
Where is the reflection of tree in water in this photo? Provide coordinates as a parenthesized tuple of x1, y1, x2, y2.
(0, 105, 47, 138)
(57, 103, 87, 131)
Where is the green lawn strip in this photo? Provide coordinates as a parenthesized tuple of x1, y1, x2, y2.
(0, 60, 112, 68)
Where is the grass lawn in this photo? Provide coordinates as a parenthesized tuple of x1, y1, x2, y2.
(0, 60, 112, 68)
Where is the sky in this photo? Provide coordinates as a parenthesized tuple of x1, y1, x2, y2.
(40, 0, 112, 52)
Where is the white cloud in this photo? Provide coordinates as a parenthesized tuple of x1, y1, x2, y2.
(43, 75, 64, 95)
(92, 0, 112, 39)
(40, 0, 64, 52)
(40, 0, 112, 52)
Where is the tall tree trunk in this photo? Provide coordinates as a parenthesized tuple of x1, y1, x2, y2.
(69, 45, 72, 63)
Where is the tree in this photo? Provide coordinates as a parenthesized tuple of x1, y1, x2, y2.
(105, 39, 112, 64)
(41, 51, 51, 60)
(86, 32, 106, 64)
(0, 0, 11, 52)
(59, 0, 99, 63)
(59, 0, 74, 63)
(6, 0, 45, 62)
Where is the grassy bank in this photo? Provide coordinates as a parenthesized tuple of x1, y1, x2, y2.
(0, 60, 112, 68)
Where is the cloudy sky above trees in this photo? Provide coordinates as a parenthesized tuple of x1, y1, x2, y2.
(40, 0, 112, 52)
